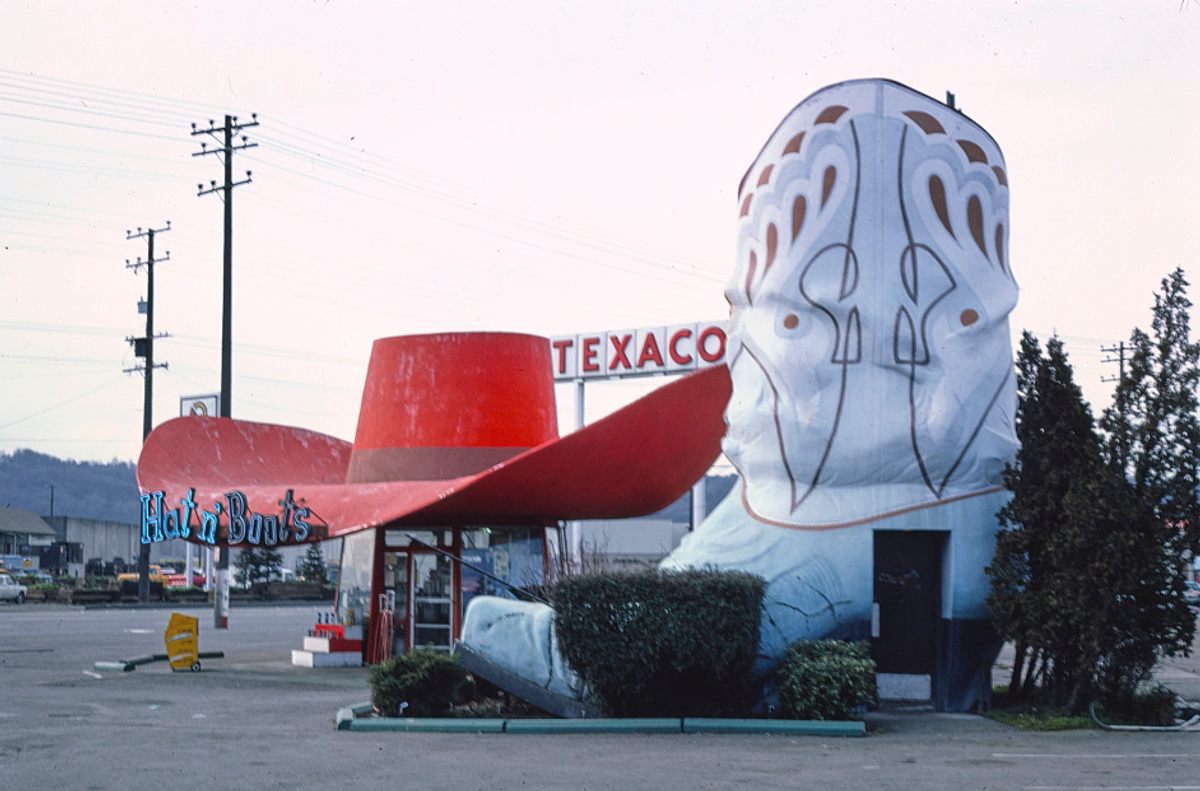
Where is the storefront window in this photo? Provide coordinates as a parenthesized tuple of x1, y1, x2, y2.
(384, 529, 452, 549)
(460, 526, 545, 616)
(336, 529, 374, 628)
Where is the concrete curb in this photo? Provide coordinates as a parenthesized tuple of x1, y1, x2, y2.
(83, 600, 332, 611)
(335, 703, 375, 731)
(335, 706, 867, 736)
(351, 718, 507, 733)
(684, 718, 866, 736)
(505, 718, 682, 735)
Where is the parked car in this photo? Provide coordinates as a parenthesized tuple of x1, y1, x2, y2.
(1185, 580, 1200, 608)
(0, 573, 27, 604)
(116, 564, 171, 585)
(165, 572, 207, 588)
(271, 568, 296, 583)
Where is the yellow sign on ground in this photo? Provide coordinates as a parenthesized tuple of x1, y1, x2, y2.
(164, 612, 201, 671)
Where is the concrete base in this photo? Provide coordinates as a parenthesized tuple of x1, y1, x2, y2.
(878, 673, 932, 702)
(291, 649, 362, 668)
(314, 624, 363, 641)
(303, 636, 362, 653)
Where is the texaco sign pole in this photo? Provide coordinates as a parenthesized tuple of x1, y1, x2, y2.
(553, 322, 728, 566)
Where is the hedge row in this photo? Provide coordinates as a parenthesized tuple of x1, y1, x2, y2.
(553, 569, 765, 717)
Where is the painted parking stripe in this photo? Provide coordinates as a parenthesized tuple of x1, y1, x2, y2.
(1025, 786, 1200, 790)
(997, 754, 1198, 759)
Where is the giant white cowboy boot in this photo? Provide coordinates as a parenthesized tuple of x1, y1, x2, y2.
(662, 78, 1017, 711)
(463, 78, 1017, 713)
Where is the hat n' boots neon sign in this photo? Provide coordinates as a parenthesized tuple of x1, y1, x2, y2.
(140, 488, 313, 547)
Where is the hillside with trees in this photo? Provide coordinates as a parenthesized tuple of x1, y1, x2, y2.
(0, 449, 139, 523)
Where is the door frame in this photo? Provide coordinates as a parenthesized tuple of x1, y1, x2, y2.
(871, 529, 946, 700)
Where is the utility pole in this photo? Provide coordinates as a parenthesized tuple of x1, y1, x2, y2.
(1101, 341, 1127, 384)
(192, 113, 257, 629)
(125, 221, 171, 603)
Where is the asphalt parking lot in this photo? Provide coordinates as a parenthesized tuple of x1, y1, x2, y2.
(2, 603, 1199, 790)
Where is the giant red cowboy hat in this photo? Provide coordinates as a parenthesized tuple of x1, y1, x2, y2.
(137, 332, 731, 542)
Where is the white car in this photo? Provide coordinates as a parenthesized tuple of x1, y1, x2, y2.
(0, 573, 27, 604)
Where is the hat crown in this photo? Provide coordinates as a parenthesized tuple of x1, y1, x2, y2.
(347, 333, 558, 483)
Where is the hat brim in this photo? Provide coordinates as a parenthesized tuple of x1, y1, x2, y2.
(137, 365, 731, 540)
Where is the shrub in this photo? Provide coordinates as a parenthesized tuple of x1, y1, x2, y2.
(1097, 684, 1178, 727)
(553, 568, 764, 717)
(368, 649, 468, 717)
(778, 640, 878, 721)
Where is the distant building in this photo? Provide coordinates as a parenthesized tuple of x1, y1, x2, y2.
(0, 506, 57, 570)
(579, 518, 691, 569)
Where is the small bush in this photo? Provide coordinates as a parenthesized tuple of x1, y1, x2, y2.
(1097, 684, 1177, 726)
(368, 649, 468, 717)
(778, 640, 878, 721)
(553, 568, 765, 717)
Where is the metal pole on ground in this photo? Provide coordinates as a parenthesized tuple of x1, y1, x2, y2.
(690, 475, 707, 531)
(569, 378, 585, 569)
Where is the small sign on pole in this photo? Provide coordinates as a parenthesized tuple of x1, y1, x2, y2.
(180, 394, 220, 418)
(179, 394, 218, 602)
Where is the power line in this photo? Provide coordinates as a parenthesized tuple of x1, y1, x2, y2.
(240, 153, 718, 293)
(1, 353, 115, 365)
(0, 91, 183, 130)
(0, 65, 724, 278)
(0, 377, 126, 431)
(0, 70, 728, 293)
(0, 67, 232, 120)
(0, 69, 733, 296)
(0, 109, 181, 141)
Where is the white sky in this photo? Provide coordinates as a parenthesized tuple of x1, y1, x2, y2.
(1, 1, 1198, 465)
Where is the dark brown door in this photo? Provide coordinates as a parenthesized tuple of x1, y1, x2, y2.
(872, 531, 942, 677)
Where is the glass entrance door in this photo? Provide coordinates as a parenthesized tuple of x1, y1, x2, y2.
(381, 552, 409, 656)
(410, 552, 454, 652)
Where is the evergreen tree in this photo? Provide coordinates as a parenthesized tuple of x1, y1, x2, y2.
(261, 547, 284, 583)
(1101, 268, 1200, 553)
(992, 271, 1200, 713)
(233, 547, 262, 588)
(988, 333, 1132, 710)
(234, 546, 284, 586)
(1096, 267, 1199, 686)
(298, 542, 328, 585)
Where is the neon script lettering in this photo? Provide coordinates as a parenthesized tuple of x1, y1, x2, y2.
(140, 489, 312, 547)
